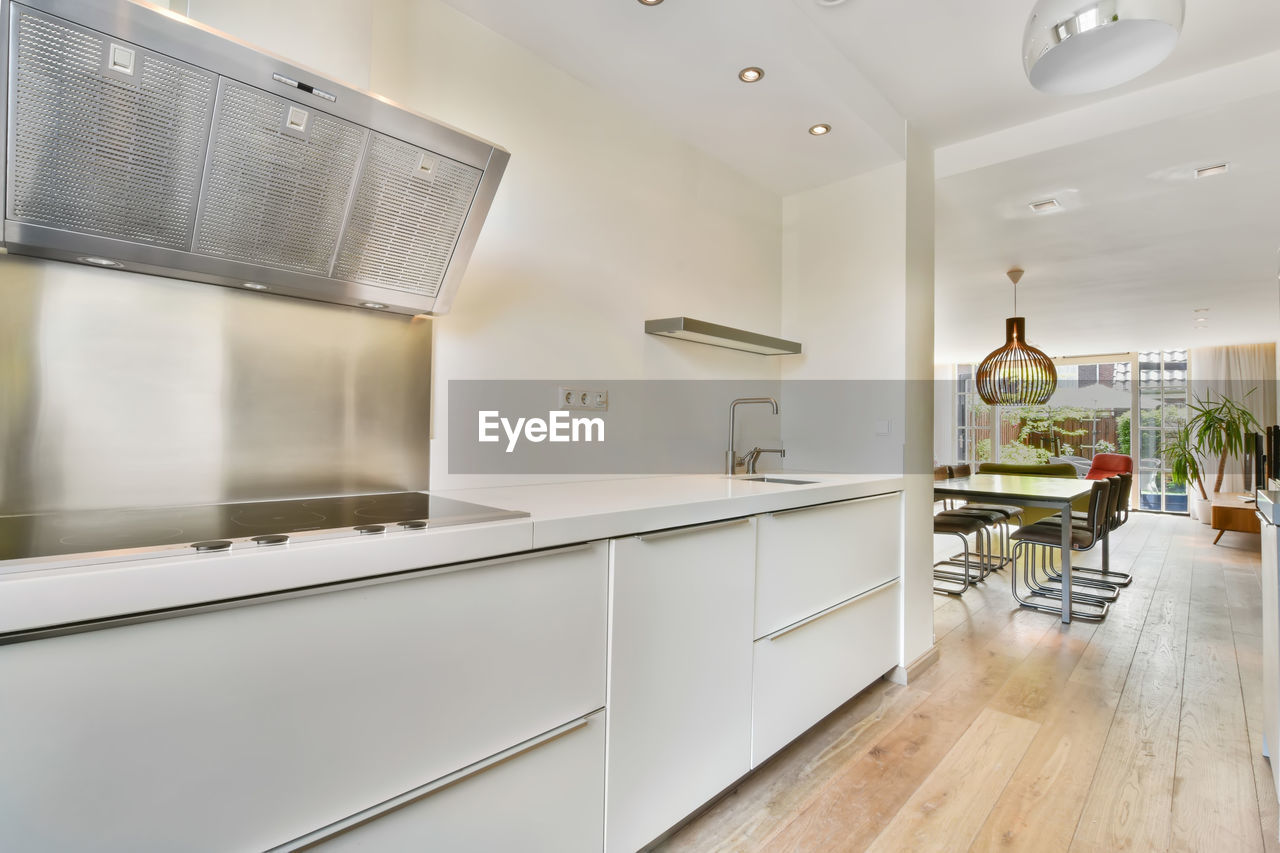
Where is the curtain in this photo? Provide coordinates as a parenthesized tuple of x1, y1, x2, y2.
(1189, 342, 1277, 493)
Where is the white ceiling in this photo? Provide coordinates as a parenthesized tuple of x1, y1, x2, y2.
(437, 0, 906, 195)
(935, 90, 1280, 363)
(437, 0, 1280, 193)
(810, 0, 1280, 146)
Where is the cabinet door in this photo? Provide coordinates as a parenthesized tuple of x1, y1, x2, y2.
(755, 493, 902, 639)
(0, 542, 608, 853)
(607, 518, 756, 853)
(751, 580, 900, 766)
(308, 711, 605, 853)
(1262, 520, 1278, 795)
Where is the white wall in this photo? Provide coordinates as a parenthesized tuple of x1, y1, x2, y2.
(777, 163, 906, 476)
(185, 0, 374, 90)
(369, 0, 784, 488)
(901, 126, 936, 669)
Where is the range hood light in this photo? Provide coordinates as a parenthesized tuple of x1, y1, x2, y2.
(242, 282, 268, 291)
(360, 301, 387, 309)
(78, 256, 121, 267)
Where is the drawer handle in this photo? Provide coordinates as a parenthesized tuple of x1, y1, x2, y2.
(765, 578, 899, 642)
(636, 517, 751, 542)
(274, 713, 600, 851)
(1257, 510, 1274, 526)
(768, 491, 899, 518)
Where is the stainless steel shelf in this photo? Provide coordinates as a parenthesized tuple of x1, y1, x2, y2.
(644, 317, 802, 356)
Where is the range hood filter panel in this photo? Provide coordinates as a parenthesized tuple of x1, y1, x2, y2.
(333, 132, 483, 298)
(9, 6, 216, 250)
(193, 79, 367, 276)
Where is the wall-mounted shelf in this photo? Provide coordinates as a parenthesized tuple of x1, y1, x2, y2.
(644, 317, 802, 356)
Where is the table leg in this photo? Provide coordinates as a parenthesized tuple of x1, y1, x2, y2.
(1060, 499, 1072, 624)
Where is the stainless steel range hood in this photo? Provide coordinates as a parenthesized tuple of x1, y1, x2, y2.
(0, 0, 509, 315)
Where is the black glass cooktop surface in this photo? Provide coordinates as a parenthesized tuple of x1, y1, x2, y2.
(0, 492, 528, 564)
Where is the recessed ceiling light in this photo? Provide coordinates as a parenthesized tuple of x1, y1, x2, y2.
(738, 67, 764, 83)
(808, 123, 831, 136)
(1195, 163, 1229, 179)
(361, 301, 388, 309)
(78, 256, 121, 267)
(1193, 307, 1210, 313)
(242, 282, 268, 291)
(1029, 199, 1062, 214)
(637, 0, 663, 5)
(815, 0, 849, 5)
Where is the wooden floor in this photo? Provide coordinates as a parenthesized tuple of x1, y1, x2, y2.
(656, 513, 1275, 853)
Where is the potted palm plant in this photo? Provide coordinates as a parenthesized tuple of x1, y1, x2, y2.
(1188, 388, 1262, 497)
(1162, 425, 1209, 522)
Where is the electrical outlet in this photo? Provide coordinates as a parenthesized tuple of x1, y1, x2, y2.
(556, 386, 609, 411)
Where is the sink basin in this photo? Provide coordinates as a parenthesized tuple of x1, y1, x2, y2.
(741, 476, 816, 485)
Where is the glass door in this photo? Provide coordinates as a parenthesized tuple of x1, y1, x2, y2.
(1136, 350, 1189, 513)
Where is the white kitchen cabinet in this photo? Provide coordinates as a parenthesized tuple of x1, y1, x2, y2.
(1262, 516, 1279, 800)
(305, 710, 606, 853)
(754, 492, 902, 639)
(606, 517, 757, 853)
(750, 579, 901, 766)
(0, 542, 608, 853)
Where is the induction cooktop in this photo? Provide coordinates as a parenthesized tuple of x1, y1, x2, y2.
(0, 492, 528, 569)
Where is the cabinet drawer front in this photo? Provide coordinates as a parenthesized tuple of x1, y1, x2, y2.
(751, 580, 900, 766)
(607, 520, 756, 853)
(0, 543, 608, 853)
(306, 711, 605, 853)
(755, 493, 902, 638)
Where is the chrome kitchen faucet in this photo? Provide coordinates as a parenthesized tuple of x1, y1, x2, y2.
(726, 397, 780, 474)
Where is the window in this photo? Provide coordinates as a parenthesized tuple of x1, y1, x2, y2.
(956, 364, 993, 464)
(951, 350, 1189, 515)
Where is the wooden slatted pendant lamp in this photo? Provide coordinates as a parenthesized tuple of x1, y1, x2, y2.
(975, 268, 1057, 406)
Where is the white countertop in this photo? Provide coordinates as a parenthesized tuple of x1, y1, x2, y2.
(0, 473, 902, 636)
(440, 473, 904, 549)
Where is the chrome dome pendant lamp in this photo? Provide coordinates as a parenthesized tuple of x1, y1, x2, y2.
(1023, 0, 1185, 95)
(976, 268, 1057, 407)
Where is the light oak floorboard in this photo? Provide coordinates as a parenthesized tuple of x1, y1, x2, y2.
(968, 518, 1173, 852)
(864, 708, 1040, 853)
(1169, 552, 1264, 852)
(1068, 528, 1193, 853)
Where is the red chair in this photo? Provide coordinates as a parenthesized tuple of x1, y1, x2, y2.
(1085, 453, 1132, 480)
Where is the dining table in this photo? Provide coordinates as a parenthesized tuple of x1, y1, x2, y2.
(933, 473, 1100, 623)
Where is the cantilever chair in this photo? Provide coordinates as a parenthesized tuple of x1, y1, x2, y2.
(1009, 477, 1114, 621)
(936, 463, 1023, 572)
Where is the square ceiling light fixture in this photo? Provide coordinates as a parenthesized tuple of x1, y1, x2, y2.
(1029, 198, 1062, 214)
(1194, 163, 1229, 179)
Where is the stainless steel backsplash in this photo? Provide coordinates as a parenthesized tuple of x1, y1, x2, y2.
(0, 256, 432, 514)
